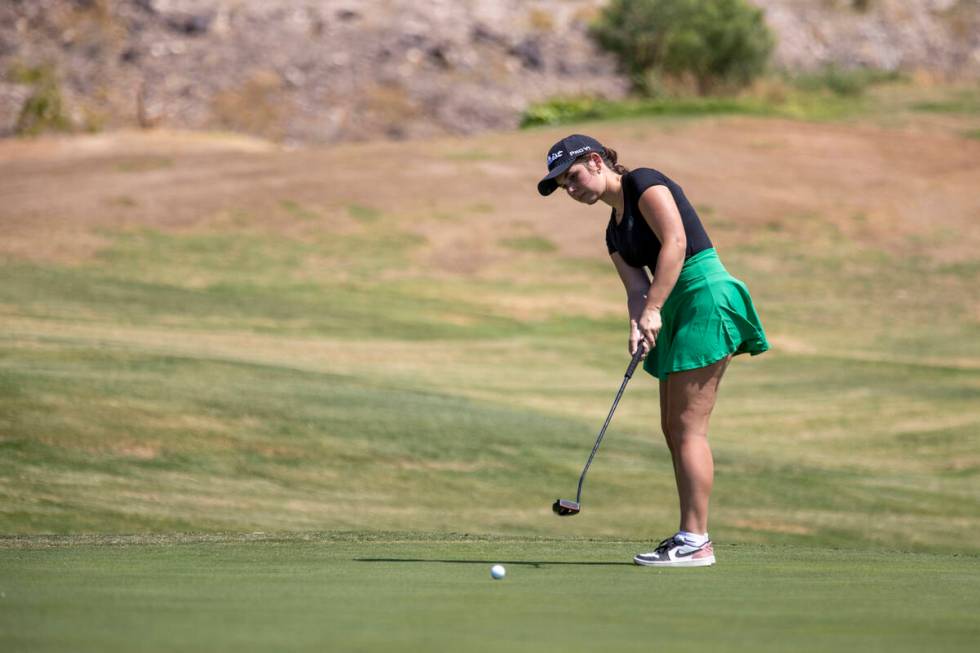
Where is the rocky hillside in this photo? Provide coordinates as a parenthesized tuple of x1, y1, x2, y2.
(1, 0, 978, 144)
(756, 0, 980, 74)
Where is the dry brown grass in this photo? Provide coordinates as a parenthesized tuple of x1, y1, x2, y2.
(211, 71, 291, 141)
(2, 114, 977, 269)
(527, 8, 555, 32)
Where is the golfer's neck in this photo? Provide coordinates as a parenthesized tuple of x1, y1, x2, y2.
(599, 174, 623, 211)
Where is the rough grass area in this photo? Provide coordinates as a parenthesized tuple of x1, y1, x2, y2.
(1, 320, 977, 551)
(0, 85, 978, 579)
(2, 534, 978, 653)
(1, 103, 979, 551)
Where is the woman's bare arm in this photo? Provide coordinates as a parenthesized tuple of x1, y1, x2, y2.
(611, 251, 651, 355)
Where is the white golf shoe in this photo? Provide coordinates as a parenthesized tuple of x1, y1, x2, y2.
(633, 534, 716, 567)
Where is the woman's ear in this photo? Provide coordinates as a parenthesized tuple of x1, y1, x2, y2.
(588, 151, 604, 173)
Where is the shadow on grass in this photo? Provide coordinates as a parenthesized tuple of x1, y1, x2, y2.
(356, 558, 634, 567)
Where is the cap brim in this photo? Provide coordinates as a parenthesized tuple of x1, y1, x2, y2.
(537, 160, 572, 196)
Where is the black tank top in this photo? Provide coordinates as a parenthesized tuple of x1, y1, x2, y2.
(605, 168, 712, 270)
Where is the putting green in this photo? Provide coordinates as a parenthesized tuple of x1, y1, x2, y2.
(2, 533, 978, 652)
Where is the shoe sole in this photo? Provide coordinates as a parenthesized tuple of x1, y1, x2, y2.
(633, 555, 716, 567)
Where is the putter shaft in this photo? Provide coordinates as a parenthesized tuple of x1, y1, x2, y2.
(573, 347, 644, 504)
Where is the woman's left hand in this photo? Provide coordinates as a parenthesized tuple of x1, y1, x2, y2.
(637, 307, 662, 350)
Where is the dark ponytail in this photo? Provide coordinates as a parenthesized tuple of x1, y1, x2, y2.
(602, 147, 629, 175)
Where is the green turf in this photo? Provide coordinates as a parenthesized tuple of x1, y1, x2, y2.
(2, 221, 976, 548)
(2, 534, 977, 653)
(2, 104, 979, 648)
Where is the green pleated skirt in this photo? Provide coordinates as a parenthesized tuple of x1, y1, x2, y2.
(643, 248, 770, 380)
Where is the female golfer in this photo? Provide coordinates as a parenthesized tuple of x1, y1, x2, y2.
(538, 134, 769, 567)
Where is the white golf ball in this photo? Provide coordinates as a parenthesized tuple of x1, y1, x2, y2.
(490, 564, 506, 580)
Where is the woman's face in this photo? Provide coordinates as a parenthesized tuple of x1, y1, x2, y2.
(558, 157, 603, 205)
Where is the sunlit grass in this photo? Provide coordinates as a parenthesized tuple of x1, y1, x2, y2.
(3, 536, 977, 653)
(1, 100, 977, 557)
(1, 212, 977, 550)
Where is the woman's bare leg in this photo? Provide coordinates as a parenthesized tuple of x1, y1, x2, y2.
(663, 355, 731, 534)
(659, 380, 672, 455)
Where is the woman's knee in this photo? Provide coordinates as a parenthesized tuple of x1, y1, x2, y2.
(665, 417, 708, 448)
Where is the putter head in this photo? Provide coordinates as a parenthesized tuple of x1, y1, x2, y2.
(552, 499, 581, 516)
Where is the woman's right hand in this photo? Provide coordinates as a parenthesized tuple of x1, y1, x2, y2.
(629, 321, 648, 358)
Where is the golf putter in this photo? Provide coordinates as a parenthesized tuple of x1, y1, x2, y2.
(553, 345, 645, 516)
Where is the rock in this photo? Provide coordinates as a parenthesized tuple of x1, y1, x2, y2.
(166, 12, 213, 36)
(120, 46, 141, 63)
(471, 23, 507, 47)
(509, 37, 543, 71)
(0, 82, 31, 136)
(427, 44, 452, 69)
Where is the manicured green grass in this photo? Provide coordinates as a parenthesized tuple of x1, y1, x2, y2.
(2, 534, 977, 653)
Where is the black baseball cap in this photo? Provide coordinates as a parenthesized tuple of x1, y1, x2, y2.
(537, 134, 605, 196)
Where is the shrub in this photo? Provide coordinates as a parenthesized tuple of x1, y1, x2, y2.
(791, 66, 904, 97)
(519, 97, 604, 127)
(9, 62, 73, 136)
(519, 95, 761, 128)
(590, 0, 775, 95)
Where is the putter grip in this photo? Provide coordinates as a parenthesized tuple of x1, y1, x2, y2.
(624, 347, 644, 379)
